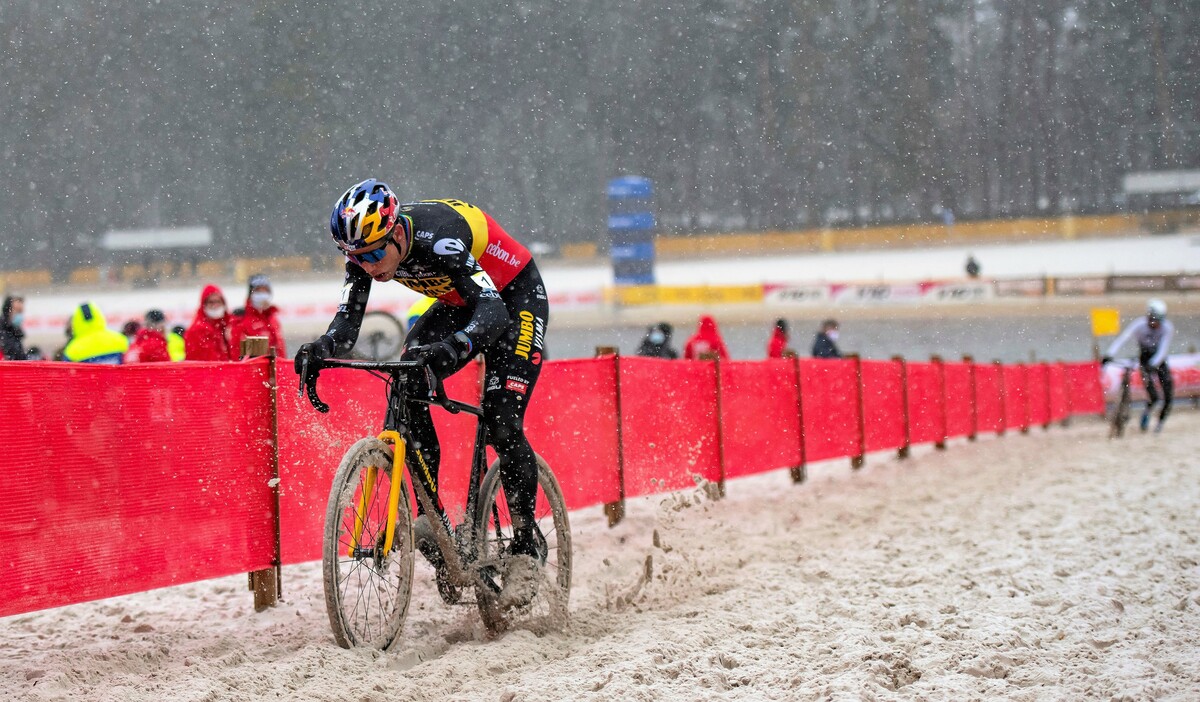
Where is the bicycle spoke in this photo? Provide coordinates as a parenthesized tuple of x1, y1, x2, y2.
(324, 439, 414, 649)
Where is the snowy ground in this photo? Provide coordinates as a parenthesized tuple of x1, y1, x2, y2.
(5, 411, 1200, 701)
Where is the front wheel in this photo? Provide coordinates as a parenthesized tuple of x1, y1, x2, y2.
(1109, 370, 1132, 439)
(322, 437, 415, 649)
(474, 454, 572, 635)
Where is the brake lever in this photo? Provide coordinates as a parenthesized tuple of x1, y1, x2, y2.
(423, 365, 459, 414)
(297, 354, 309, 398)
(298, 353, 330, 413)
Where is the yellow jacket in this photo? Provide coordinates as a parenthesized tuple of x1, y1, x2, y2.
(63, 302, 130, 364)
(167, 331, 186, 361)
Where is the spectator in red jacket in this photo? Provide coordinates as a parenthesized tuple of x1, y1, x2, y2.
(125, 309, 172, 363)
(767, 318, 790, 358)
(184, 284, 235, 361)
(684, 314, 730, 360)
(230, 273, 286, 358)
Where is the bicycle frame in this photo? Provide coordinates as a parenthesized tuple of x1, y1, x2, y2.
(301, 355, 489, 578)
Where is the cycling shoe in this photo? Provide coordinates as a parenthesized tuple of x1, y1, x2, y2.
(498, 554, 542, 610)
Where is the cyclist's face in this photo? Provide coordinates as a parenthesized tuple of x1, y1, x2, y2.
(353, 240, 402, 282)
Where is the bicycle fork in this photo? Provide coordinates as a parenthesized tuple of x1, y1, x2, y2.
(348, 430, 407, 559)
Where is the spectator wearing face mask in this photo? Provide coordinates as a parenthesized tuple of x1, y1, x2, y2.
(812, 318, 842, 359)
(230, 273, 286, 358)
(637, 321, 678, 359)
(184, 284, 235, 361)
(1, 295, 28, 361)
(684, 315, 730, 360)
(125, 309, 172, 363)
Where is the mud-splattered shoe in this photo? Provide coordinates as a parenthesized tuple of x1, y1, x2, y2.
(497, 554, 542, 610)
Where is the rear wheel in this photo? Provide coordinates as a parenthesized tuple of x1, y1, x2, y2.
(474, 454, 572, 635)
(1110, 369, 1132, 438)
(323, 437, 414, 649)
(351, 310, 406, 361)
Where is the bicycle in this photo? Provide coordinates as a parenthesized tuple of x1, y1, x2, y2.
(296, 352, 573, 648)
(1106, 359, 1136, 439)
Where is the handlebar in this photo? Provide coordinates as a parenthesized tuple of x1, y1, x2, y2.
(1103, 358, 1139, 370)
(296, 351, 466, 415)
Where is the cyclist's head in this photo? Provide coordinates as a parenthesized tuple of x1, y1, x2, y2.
(1147, 298, 1167, 328)
(329, 179, 400, 256)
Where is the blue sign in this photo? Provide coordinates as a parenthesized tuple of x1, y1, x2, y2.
(608, 176, 655, 287)
(607, 176, 653, 199)
(611, 242, 655, 260)
(607, 212, 655, 231)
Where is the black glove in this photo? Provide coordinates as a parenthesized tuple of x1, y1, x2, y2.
(1100, 356, 1113, 366)
(294, 335, 335, 375)
(403, 333, 471, 379)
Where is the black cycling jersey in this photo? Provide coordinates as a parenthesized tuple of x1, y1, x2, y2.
(403, 263, 549, 553)
(324, 199, 532, 356)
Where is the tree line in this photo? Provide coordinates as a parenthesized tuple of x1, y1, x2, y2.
(1, 0, 1195, 275)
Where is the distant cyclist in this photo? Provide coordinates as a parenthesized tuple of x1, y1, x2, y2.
(296, 179, 549, 607)
(1102, 299, 1174, 433)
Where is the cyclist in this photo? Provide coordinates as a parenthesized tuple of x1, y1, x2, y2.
(1102, 299, 1174, 433)
(296, 179, 548, 607)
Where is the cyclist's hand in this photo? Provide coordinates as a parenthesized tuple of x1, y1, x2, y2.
(403, 333, 469, 378)
(294, 335, 335, 375)
(1100, 356, 1113, 366)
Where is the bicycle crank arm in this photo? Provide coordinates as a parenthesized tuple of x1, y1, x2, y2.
(410, 481, 474, 585)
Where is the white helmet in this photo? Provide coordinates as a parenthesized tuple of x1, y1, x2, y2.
(1147, 299, 1167, 319)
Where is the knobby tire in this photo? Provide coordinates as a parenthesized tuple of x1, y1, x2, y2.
(474, 454, 573, 635)
(322, 437, 415, 649)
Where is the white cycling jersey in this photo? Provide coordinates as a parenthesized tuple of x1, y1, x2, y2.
(1106, 316, 1174, 367)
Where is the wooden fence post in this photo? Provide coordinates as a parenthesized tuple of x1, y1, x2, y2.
(713, 355, 727, 498)
(932, 355, 947, 451)
(241, 336, 281, 612)
(596, 346, 626, 528)
(963, 355, 978, 441)
(851, 353, 865, 469)
(995, 359, 1007, 437)
(894, 355, 910, 459)
(790, 354, 807, 483)
(1019, 363, 1031, 434)
(1065, 362, 1075, 427)
(1043, 363, 1054, 430)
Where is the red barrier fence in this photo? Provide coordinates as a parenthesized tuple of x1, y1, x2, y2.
(1, 355, 1108, 618)
(0, 360, 276, 617)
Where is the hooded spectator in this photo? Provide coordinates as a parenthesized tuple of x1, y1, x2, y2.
(230, 273, 286, 358)
(637, 321, 678, 359)
(1, 295, 27, 360)
(184, 284, 235, 361)
(167, 324, 186, 361)
(812, 319, 843, 359)
(63, 301, 129, 364)
(684, 315, 730, 360)
(125, 309, 172, 363)
(767, 318, 790, 359)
